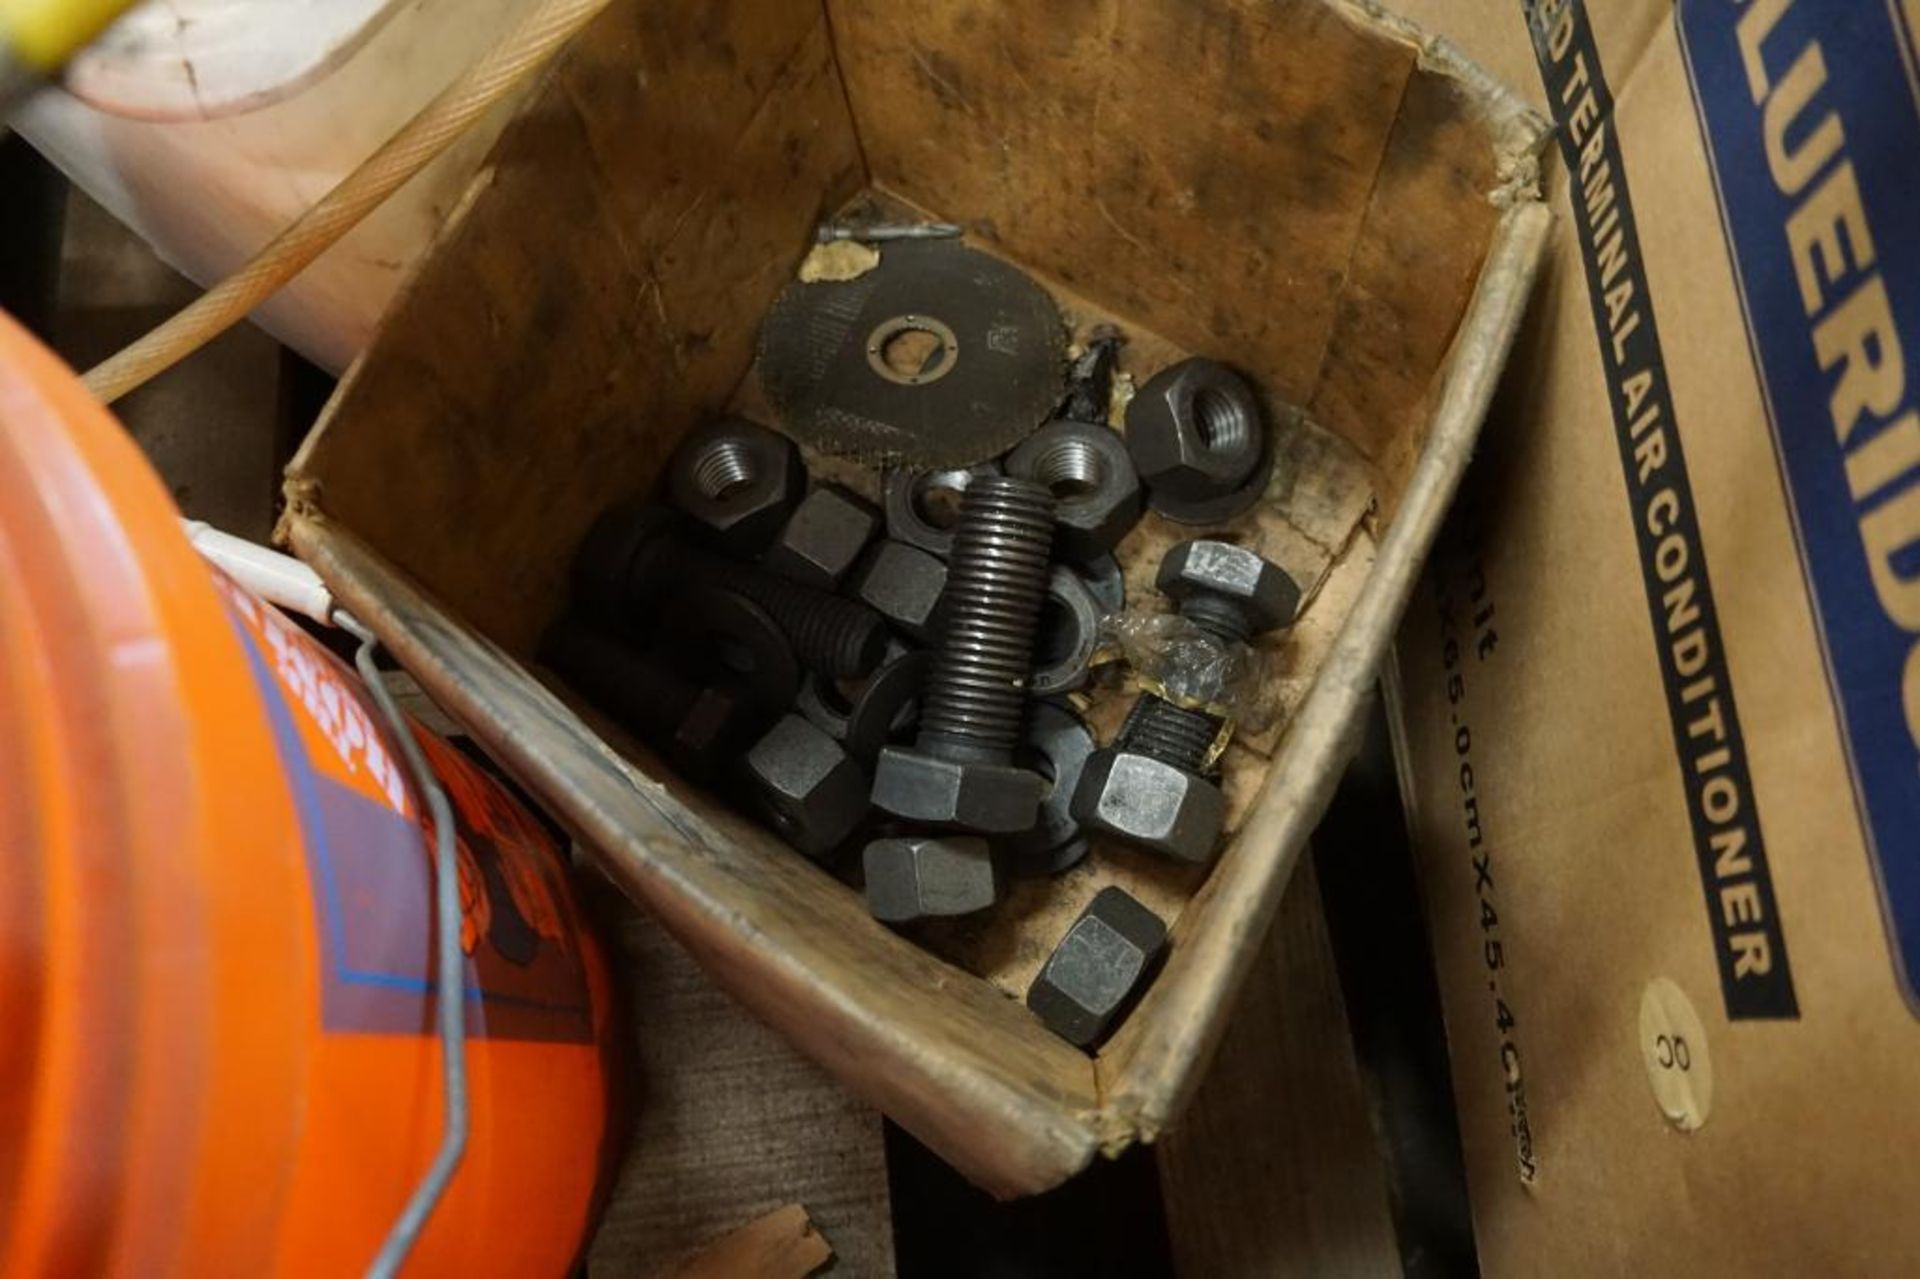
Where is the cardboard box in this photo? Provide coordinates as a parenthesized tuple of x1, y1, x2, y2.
(1393, 0, 1920, 1270)
(283, 0, 1549, 1196)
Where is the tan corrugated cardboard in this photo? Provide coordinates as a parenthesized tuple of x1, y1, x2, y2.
(1394, 0, 1920, 1271)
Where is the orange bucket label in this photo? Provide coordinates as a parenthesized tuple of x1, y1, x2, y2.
(215, 576, 595, 1044)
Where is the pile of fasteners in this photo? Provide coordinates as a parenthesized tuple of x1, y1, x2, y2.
(552, 315, 1298, 1052)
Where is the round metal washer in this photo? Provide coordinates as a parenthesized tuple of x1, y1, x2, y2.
(1003, 701, 1095, 875)
(1031, 567, 1101, 697)
(843, 648, 933, 764)
(661, 584, 800, 716)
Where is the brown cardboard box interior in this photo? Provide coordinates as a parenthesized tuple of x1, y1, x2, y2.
(287, 0, 1541, 1192)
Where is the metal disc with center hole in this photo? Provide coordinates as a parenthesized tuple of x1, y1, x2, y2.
(758, 241, 1067, 468)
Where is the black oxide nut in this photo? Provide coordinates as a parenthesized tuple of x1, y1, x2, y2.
(882, 461, 1000, 560)
(850, 540, 949, 642)
(1079, 553, 1127, 616)
(863, 834, 1000, 923)
(763, 484, 879, 589)
(1003, 701, 1096, 876)
(744, 714, 869, 859)
(1030, 566, 1102, 697)
(1027, 887, 1169, 1048)
(1070, 747, 1226, 864)
(1155, 539, 1300, 636)
(666, 417, 805, 552)
(1005, 420, 1143, 562)
(870, 745, 1045, 833)
(1125, 358, 1273, 524)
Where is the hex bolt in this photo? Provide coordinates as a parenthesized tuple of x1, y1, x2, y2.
(1071, 539, 1300, 863)
(870, 476, 1056, 832)
(629, 525, 889, 679)
(1155, 538, 1301, 647)
(1125, 537, 1304, 768)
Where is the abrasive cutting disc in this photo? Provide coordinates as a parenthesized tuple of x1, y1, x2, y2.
(758, 241, 1067, 468)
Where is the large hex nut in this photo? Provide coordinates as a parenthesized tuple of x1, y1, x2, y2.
(1070, 748, 1226, 864)
(1124, 359, 1272, 524)
(744, 714, 869, 859)
(864, 834, 1000, 923)
(850, 540, 949, 642)
(1005, 420, 1143, 562)
(763, 484, 879, 589)
(1155, 539, 1300, 635)
(1027, 887, 1169, 1048)
(666, 417, 805, 552)
(870, 745, 1045, 833)
(1031, 566, 1102, 697)
(883, 461, 1000, 560)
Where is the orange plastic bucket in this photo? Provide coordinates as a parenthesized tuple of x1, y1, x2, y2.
(0, 311, 616, 1276)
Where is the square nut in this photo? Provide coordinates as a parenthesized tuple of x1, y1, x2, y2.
(1027, 887, 1168, 1048)
(764, 484, 879, 589)
(851, 539, 948, 641)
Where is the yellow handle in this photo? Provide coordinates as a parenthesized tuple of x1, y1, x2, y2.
(0, 0, 135, 72)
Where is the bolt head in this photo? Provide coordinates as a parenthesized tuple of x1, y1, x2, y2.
(1155, 540, 1299, 635)
(1027, 887, 1169, 1047)
(871, 746, 1045, 833)
(863, 835, 999, 923)
(1071, 748, 1225, 863)
(745, 714, 869, 858)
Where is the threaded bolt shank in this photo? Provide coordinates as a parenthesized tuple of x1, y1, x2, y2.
(1118, 693, 1221, 775)
(1179, 594, 1253, 646)
(638, 538, 886, 678)
(916, 476, 1056, 763)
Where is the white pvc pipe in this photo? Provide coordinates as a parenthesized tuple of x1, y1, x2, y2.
(182, 519, 336, 625)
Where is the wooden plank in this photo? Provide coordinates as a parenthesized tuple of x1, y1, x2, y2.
(1156, 855, 1400, 1279)
(672, 1205, 832, 1279)
(585, 894, 893, 1278)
